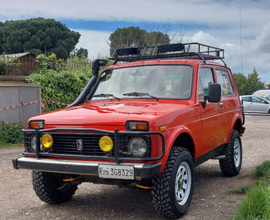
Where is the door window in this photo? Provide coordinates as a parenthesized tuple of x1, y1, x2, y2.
(252, 96, 267, 104)
(198, 68, 214, 100)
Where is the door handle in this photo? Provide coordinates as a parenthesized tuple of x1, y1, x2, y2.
(219, 102, 224, 107)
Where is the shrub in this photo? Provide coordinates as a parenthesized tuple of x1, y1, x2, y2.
(26, 67, 92, 112)
(0, 122, 24, 144)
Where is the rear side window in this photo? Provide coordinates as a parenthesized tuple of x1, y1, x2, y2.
(216, 70, 234, 96)
(242, 97, 250, 102)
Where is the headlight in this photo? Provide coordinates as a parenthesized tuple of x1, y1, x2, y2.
(30, 136, 43, 152)
(128, 137, 147, 158)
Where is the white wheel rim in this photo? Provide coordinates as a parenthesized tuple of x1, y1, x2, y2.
(175, 161, 192, 205)
(234, 138, 241, 167)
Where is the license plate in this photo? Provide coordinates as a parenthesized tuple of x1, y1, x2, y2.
(98, 164, 134, 180)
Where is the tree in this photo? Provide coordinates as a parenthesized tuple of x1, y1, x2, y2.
(109, 26, 170, 55)
(245, 67, 264, 95)
(233, 67, 264, 95)
(70, 47, 88, 58)
(0, 18, 80, 59)
(232, 73, 247, 95)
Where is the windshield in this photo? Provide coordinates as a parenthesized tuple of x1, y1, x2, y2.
(91, 65, 193, 100)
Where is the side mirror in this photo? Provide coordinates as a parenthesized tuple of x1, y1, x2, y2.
(265, 101, 269, 104)
(200, 83, 221, 109)
(208, 83, 221, 102)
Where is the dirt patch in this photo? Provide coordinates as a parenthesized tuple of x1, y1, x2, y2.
(0, 114, 269, 220)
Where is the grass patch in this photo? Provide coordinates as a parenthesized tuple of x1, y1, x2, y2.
(232, 186, 270, 220)
(226, 186, 250, 195)
(0, 141, 23, 148)
(252, 161, 270, 180)
(237, 173, 252, 179)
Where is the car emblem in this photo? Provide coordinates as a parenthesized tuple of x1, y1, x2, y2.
(76, 139, 83, 151)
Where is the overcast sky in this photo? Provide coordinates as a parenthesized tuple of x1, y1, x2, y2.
(1, 0, 270, 81)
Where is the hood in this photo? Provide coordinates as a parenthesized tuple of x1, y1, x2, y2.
(30, 101, 192, 127)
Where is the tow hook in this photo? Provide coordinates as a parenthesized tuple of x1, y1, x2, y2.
(63, 176, 82, 184)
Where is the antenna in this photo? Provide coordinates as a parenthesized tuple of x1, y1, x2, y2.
(240, 7, 243, 74)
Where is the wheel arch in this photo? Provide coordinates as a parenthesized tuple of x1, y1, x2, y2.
(160, 127, 196, 173)
(172, 133, 195, 160)
(227, 114, 243, 142)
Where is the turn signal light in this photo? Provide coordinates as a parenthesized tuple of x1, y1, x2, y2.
(30, 121, 44, 129)
(159, 126, 167, 132)
(129, 122, 148, 131)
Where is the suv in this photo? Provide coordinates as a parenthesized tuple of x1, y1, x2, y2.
(13, 43, 244, 219)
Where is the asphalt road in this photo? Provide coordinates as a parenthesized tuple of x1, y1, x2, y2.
(0, 113, 269, 220)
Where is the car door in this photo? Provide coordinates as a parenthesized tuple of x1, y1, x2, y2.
(241, 96, 252, 112)
(250, 96, 269, 113)
(215, 68, 238, 143)
(198, 67, 227, 155)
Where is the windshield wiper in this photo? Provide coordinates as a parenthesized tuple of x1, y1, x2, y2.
(123, 92, 159, 101)
(93, 93, 121, 100)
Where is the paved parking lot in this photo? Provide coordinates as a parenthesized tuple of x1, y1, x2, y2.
(0, 114, 269, 220)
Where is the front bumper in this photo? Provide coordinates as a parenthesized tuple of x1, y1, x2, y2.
(12, 156, 161, 180)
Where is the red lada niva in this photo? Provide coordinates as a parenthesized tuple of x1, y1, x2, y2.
(13, 43, 245, 219)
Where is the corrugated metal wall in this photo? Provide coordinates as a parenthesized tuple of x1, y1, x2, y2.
(0, 84, 41, 126)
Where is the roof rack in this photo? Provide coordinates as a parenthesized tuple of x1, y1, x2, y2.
(110, 43, 226, 66)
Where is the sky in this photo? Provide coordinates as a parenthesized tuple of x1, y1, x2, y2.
(1, 0, 270, 82)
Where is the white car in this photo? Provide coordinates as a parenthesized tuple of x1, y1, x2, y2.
(240, 95, 270, 114)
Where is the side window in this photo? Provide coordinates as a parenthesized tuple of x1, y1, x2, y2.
(198, 68, 214, 100)
(216, 70, 234, 96)
(252, 97, 266, 103)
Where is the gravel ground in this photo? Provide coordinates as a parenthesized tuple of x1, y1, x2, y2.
(0, 114, 269, 220)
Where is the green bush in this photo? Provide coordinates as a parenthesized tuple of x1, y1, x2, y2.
(0, 122, 24, 144)
(26, 67, 92, 112)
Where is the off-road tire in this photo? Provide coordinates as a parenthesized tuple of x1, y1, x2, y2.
(152, 147, 194, 219)
(32, 171, 78, 204)
(219, 129, 242, 177)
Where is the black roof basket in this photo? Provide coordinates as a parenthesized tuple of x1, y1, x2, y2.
(110, 43, 226, 66)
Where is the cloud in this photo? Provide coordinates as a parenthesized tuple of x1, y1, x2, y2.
(251, 23, 270, 54)
(73, 29, 111, 59)
(184, 29, 270, 81)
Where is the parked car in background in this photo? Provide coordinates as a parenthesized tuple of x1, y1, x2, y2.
(253, 90, 270, 100)
(240, 95, 270, 114)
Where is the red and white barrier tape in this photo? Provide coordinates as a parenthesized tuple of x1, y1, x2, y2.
(0, 99, 69, 111)
(43, 99, 69, 106)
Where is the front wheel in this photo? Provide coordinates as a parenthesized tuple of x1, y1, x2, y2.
(152, 147, 194, 219)
(219, 129, 242, 176)
(32, 171, 78, 204)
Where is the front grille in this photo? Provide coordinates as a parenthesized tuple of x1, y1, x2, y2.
(51, 133, 114, 156)
(24, 128, 164, 161)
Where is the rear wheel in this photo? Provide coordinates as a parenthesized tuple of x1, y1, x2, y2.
(152, 147, 194, 219)
(219, 129, 242, 176)
(32, 171, 78, 204)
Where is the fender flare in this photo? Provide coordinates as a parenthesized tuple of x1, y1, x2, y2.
(226, 113, 242, 143)
(159, 125, 198, 172)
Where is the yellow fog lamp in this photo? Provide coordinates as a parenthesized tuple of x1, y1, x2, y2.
(99, 136, 113, 152)
(41, 134, 53, 149)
